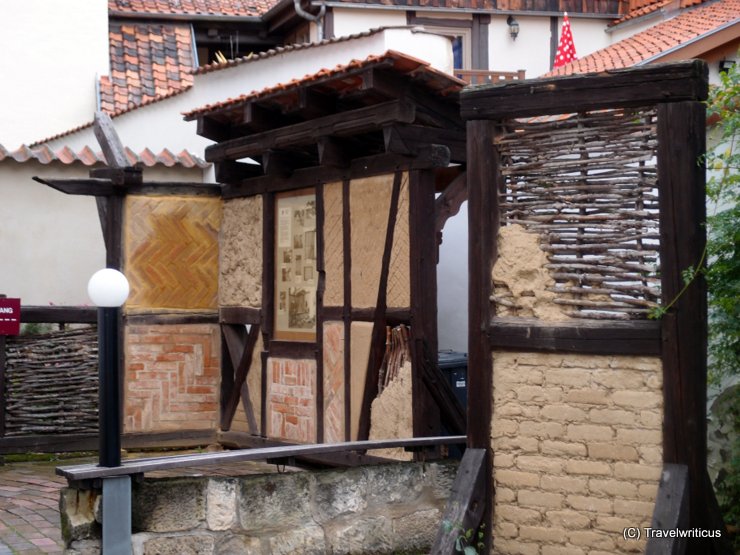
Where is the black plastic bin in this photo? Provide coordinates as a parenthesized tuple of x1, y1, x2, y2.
(438, 350, 468, 410)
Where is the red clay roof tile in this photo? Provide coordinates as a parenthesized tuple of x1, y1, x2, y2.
(108, 0, 278, 17)
(546, 0, 740, 77)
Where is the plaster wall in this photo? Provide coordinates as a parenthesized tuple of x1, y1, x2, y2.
(350, 321, 373, 441)
(44, 29, 454, 155)
(0, 160, 202, 306)
(489, 15, 612, 78)
(0, 0, 108, 148)
(220, 195, 263, 308)
(331, 8, 407, 38)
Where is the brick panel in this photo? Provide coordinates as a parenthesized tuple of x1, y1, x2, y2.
(267, 358, 317, 443)
(322, 322, 345, 443)
(124, 324, 220, 433)
(491, 352, 663, 555)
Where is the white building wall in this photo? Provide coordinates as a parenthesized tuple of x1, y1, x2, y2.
(0, 0, 109, 149)
(331, 7, 407, 37)
(0, 161, 201, 305)
(45, 29, 454, 154)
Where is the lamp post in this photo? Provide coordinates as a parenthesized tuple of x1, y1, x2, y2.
(88, 269, 129, 467)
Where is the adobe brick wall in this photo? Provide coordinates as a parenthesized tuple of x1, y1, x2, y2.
(491, 352, 663, 555)
(124, 324, 220, 433)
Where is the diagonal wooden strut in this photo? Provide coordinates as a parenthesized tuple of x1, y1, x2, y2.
(221, 323, 260, 433)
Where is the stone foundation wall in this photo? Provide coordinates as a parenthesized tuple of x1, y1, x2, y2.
(491, 352, 663, 555)
(62, 461, 458, 555)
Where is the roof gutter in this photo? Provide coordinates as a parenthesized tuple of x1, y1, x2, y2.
(109, 10, 263, 23)
(636, 18, 740, 65)
(312, 2, 619, 18)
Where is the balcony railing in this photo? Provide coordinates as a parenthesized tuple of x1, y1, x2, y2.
(456, 69, 526, 86)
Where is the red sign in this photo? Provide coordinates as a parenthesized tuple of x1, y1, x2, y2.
(0, 298, 21, 336)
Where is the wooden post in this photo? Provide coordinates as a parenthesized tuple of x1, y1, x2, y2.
(0, 294, 6, 438)
(409, 169, 440, 442)
(342, 179, 352, 441)
(467, 119, 498, 550)
(657, 101, 709, 548)
(315, 182, 326, 443)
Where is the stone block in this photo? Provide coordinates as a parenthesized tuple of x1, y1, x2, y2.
(565, 389, 609, 405)
(518, 421, 565, 439)
(141, 534, 215, 554)
(65, 539, 102, 555)
(496, 505, 542, 525)
(589, 408, 636, 426)
(540, 475, 588, 494)
(587, 443, 639, 462)
(207, 479, 237, 531)
(426, 462, 459, 501)
(612, 390, 660, 409)
(366, 463, 425, 505)
(516, 455, 563, 474)
(541, 440, 587, 457)
(325, 516, 392, 554)
(238, 473, 315, 533)
(391, 509, 439, 551)
(518, 491, 564, 509)
(494, 436, 540, 453)
(495, 469, 540, 488)
(614, 462, 662, 481)
(268, 525, 326, 555)
(566, 424, 614, 441)
(133, 479, 206, 533)
(565, 460, 611, 476)
(311, 467, 368, 522)
(214, 535, 262, 554)
(540, 404, 587, 422)
(616, 428, 662, 444)
(495, 520, 519, 538)
(496, 487, 517, 503)
(59, 487, 101, 544)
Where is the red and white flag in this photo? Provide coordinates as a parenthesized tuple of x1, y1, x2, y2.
(554, 12, 577, 68)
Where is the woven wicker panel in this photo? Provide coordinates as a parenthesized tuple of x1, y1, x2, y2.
(496, 108, 660, 320)
(5, 328, 98, 436)
(125, 195, 221, 310)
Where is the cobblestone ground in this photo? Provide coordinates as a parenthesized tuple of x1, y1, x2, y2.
(0, 458, 69, 554)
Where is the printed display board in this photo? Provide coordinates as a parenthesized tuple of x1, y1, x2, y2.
(0, 298, 21, 336)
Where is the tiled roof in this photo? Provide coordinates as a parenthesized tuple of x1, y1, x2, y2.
(100, 22, 195, 114)
(328, 0, 622, 14)
(108, 0, 279, 17)
(183, 49, 465, 120)
(547, 0, 740, 76)
(609, 0, 706, 27)
(0, 144, 208, 169)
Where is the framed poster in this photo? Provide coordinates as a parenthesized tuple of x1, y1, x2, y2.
(274, 189, 317, 342)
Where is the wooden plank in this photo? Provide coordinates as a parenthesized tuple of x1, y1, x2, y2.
(645, 464, 689, 555)
(94, 111, 130, 169)
(198, 115, 231, 142)
(220, 306, 261, 325)
(461, 60, 709, 121)
(409, 169, 441, 444)
(57, 435, 468, 480)
(431, 448, 486, 554)
(466, 119, 497, 550)
(657, 101, 708, 541)
(89, 167, 143, 186)
(356, 172, 402, 442)
(321, 307, 411, 324)
(342, 178, 352, 441)
(220, 325, 236, 433)
(34, 177, 119, 196)
(221, 324, 260, 432)
(222, 147, 451, 199)
(261, 193, 275, 438)
(315, 182, 326, 443)
(34, 178, 221, 197)
(489, 317, 661, 355)
(124, 311, 218, 326)
(435, 171, 468, 237)
(20, 306, 97, 324)
(205, 99, 416, 162)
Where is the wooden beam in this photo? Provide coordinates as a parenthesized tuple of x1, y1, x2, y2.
(89, 167, 143, 186)
(20, 306, 97, 323)
(435, 171, 468, 237)
(316, 182, 326, 442)
(197, 115, 231, 142)
(124, 311, 218, 325)
(222, 147, 450, 199)
(221, 324, 260, 432)
(342, 178, 352, 441)
(409, 169, 441, 444)
(260, 193, 275, 438)
(489, 317, 661, 356)
(216, 160, 263, 184)
(219, 307, 261, 325)
(94, 111, 130, 169)
(268, 340, 315, 359)
(384, 125, 466, 162)
(431, 448, 486, 554)
(657, 100, 708, 544)
(262, 149, 295, 177)
(461, 60, 709, 120)
(34, 177, 221, 197)
(645, 464, 689, 555)
(317, 136, 350, 168)
(205, 99, 416, 162)
(33, 176, 119, 196)
(57, 435, 468, 480)
(322, 306, 411, 324)
(466, 119, 497, 550)
(357, 172, 402, 442)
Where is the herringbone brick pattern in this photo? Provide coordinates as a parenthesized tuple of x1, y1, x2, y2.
(124, 324, 220, 432)
(323, 182, 344, 307)
(322, 322, 345, 443)
(267, 358, 316, 443)
(125, 196, 221, 310)
(387, 173, 410, 308)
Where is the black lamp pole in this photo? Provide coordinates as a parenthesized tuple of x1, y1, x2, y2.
(98, 306, 121, 467)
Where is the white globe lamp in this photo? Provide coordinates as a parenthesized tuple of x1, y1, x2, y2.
(88, 269, 130, 307)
